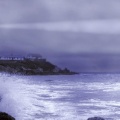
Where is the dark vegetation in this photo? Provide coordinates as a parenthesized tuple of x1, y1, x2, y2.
(0, 60, 78, 75)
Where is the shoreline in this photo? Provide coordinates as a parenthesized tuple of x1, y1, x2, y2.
(0, 60, 78, 75)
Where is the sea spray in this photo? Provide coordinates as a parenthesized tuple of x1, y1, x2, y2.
(0, 73, 119, 120)
(0, 74, 21, 119)
(0, 73, 32, 120)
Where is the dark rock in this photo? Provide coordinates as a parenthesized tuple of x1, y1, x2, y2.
(87, 117, 105, 120)
(0, 112, 15, 120)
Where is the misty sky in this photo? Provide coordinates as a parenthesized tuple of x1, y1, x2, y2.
(1, 0, 120, 72)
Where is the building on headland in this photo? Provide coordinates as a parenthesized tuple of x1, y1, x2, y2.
(24, 54, 46, 62)
(0, 54, 46, 62)
(25, 54, 42, 61)
(0, 56, 24, 61)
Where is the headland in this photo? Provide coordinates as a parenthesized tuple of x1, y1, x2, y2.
(0, 54, 78, 75)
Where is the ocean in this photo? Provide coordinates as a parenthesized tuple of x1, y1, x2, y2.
(0, 73, 120, 120)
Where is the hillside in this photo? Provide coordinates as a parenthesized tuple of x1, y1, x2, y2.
(0, 59, 77, 75)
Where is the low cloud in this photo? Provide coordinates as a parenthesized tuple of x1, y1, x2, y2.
(0, 20, 120, 34)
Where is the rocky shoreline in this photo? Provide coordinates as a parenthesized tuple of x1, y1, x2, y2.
(0, 112, 15, 120)
(87, 117, 105, 120)
(0, 113, 106, 120)
(0, 59, 78, 75)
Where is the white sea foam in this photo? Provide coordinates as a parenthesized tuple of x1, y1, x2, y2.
(0, 73, 120, 120)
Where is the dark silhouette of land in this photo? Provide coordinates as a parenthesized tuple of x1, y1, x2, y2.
(0, 58, 77, 75)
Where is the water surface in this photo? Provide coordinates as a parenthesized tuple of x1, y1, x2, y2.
(0, 73, 120, 120)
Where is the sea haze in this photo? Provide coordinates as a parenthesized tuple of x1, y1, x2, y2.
(52, 53, 120, 73)
(0, 0, 120, 73)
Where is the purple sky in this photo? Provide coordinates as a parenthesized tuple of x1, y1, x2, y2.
(1, 0, 120, 72)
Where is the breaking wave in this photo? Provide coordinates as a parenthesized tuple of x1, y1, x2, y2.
(0, 73, 120, 120)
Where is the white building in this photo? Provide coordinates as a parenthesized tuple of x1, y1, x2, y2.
(25, 54, 42, 61)
(0, 56, 24, 61)
(0, 54, 45, 61)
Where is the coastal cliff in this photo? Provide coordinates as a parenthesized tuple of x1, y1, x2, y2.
(0, 59, 77, 75)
